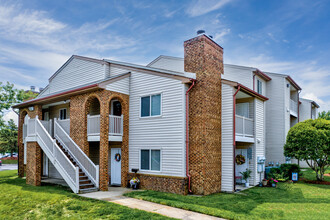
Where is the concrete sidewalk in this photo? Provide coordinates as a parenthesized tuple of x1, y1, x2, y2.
(79, 187, 223, 220)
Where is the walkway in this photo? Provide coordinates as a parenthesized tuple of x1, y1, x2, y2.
(79, 187, 223, 220)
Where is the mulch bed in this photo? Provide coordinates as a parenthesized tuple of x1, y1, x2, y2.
(300, 178, 330, 185)
(1, 157, 17, 160)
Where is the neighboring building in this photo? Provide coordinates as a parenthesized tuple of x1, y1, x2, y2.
(263, 72, 301, 165)
(299, 98, 319, 121)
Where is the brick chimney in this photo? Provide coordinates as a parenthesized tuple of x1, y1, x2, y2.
(184, 32, 223, 195)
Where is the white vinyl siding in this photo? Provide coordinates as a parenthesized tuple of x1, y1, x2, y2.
(254, 99, 265, 183)
(223, 65, 254, 89)
(105, 77, 130, 95)
(265, 73, 286, 164)
(110, 66, 130, 77)
(221, 84, 234, 192)
(48, 58, 104, 94)
(128, 70, 186, 177)
(147, 56, 185, 72)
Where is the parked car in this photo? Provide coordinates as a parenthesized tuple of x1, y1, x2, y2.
(0, 159, 2, 166)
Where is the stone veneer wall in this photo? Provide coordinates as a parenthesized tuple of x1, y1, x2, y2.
(18, 105, 43, 178)
(69, 89, 129, 191)
(184, 35, 223, 195)
(127, 173, 188, 195)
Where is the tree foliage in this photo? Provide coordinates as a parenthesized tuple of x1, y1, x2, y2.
(0, 119, 18, 155)
(284, 119, 330, 181)
(0, 81, 38, 126)
(0, 81, 38, 154)
(318, 110, 330, 120)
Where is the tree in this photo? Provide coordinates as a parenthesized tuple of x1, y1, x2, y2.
(0, 81, 38, 125)
(318, 110, 330, 120)
(284, 119, 330, 181)
(0, 119, 18, 156)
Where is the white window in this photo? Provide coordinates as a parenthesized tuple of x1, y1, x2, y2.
(140, 149, 161, 171)
(59, 108, 67, 120)
(257, 79, 262, 95)
(141, 94, 161, 117)
(236, 103, 249, 118)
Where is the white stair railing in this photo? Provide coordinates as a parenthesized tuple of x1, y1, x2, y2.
(54, 118, 99, 188)
(27, 117, 80, 193)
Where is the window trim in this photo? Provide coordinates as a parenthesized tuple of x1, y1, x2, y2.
(139, 148, 162, 172)
(139, 93, 162, 118)
(59, 108, 67, 120)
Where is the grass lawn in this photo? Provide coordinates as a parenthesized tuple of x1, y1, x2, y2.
(0, 170, 171, 220)
(1, 159, 18, 164)
(126, 169, 330, 220)
(301, 168, 330, 182)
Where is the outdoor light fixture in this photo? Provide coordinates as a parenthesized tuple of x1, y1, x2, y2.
(28, 106, 34, 111)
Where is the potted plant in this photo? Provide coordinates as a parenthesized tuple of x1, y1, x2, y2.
(129, 177, 140, 190)
(269, 178, 278, 187)
(240, 169, 252, 187)
(262, 178, 268, 186)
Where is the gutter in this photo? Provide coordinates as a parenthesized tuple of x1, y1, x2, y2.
(12, 83, 99, 108)
(185, 79, 196, 194)
(233, 85, 241, 191)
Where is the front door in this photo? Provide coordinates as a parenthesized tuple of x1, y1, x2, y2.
(111, 148, 121, 185)
(235, 149, 249, 181)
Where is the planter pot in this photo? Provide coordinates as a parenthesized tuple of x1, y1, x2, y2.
(272, 183, 276, 187)
(245, 182, 249, 187)
(262, 181, 268, 187)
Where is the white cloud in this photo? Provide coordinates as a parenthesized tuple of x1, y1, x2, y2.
(213, 28, 231, 42)
(186, 0, 232, 17)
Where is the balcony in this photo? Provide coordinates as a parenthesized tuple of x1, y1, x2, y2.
(290, 99, 298, 117)
(87, 115, 123, 142)
(235, 115, 254, 143)
(54, 115, 123, 142)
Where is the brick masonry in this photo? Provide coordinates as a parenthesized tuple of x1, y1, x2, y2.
(127, 173, 188, 195)
(18, 105, 43, 178)
(69, 89, 129, 191)
(25, 142, 42, 186)
(184, 35, 223, 195)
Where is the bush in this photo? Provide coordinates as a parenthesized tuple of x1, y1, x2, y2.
(280, 164, 302, 180)
(268, 164, 301, 180)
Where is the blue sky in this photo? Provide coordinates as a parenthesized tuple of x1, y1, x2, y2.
(1, 0, 329, 120)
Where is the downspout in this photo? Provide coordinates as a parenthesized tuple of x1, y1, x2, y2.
(233, 85, 241, 191)
(186, 79, 196, 194)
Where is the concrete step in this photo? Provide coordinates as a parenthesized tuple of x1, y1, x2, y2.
(79, 187, 98, 193)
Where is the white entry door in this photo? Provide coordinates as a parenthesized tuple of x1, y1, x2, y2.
(235, 149, 249, 180)
(111, 148, 121, 185)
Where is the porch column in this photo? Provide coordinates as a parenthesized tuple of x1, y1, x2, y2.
(99, 103, 109, 191)
(26, 142, 42, 186)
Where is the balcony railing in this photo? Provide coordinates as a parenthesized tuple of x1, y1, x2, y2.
(235, 115, 254, 137)
(87, 115, 123, 136)
(290, 99, 298, 115)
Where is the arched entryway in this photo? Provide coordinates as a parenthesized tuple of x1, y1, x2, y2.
(85, 96, 101, 164)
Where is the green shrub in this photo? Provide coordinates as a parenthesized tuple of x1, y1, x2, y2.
(280, 164, 302, 180)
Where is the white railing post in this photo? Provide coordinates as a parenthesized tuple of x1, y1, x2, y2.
(35, 116, 38, 136)
(96, 165, 99, 188)
(121, 115, 124, 135)
(49, 119, 53, 137)
(243, 117, 245, 137)
(76, 166, 80, 193)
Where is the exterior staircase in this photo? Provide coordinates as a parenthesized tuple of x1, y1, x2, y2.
(56, 140, 97, 193)
(25, 117, 99, 194)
